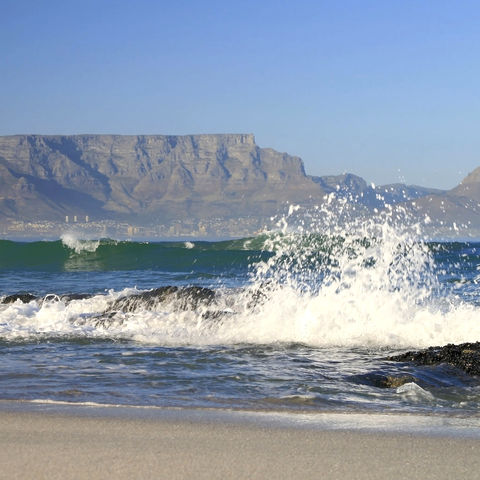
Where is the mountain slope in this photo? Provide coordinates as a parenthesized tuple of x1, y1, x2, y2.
(311, 173, 444, 209)
(398, 168, 480, 236)
(0, 134, 325, 222)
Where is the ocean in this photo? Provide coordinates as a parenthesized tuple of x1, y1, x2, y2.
(1, 209, 480, 416)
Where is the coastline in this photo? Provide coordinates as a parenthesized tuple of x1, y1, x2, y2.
(1, 401, 479, 479)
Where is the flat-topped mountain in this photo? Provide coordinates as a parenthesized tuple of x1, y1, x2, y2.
(2, 133, 480, 238)
(0, 134, 324, 222)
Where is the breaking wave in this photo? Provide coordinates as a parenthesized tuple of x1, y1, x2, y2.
(60, 233, 101, 253)
(0, 236, 269, 271)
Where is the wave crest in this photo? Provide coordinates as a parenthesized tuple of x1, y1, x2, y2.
(61, 233, 101, 254)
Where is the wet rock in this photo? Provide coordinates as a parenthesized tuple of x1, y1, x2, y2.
(59, 293, 93, 302)
(244, 281, 275, 310)
(350, 372, 417, 389)
(1, 293, 37, 304)
(389, 342, 480, 376)
(106, 286, 216, 313)
(93, 287, 224, 329)
(382, 375, 417, 388)
(90, 311, 118, 328)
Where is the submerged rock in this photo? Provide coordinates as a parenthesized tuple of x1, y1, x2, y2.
(349, 372, 417, 389)
(389, 342, 480, 376)
(382, 375, 417, 388)
(1, 293, 37, 304)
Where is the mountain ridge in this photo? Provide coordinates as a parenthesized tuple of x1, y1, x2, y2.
(1, 134, 479, 237)
(0, 134, 324, 222)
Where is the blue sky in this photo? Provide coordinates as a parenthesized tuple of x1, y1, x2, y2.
(1, 0, 479, 189)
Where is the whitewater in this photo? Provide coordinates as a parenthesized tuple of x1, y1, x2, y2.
(1, 206, 480, 414)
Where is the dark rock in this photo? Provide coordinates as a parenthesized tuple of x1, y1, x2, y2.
(91, 311, 118, 328)
(381, 375, 417, 388)
(389, 342, 480, 376)
(92, 286, 222, 328)
(349, 372, 417, 389)
(106, 286, 216, 313)
(59, 293, 93, 302)
(2, 293, 37, 304)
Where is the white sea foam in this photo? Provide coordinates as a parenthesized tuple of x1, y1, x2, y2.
(1, 280, 479, 347)
(184, 241, 195, 249)
(2, 205, 480, 348)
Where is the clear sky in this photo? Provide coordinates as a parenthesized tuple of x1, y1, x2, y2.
(1, 0, 479, 189)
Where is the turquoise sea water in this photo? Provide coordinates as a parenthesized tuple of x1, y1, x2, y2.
(1, 223, 480, 415)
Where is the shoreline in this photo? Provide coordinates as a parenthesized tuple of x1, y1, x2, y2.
(1, 403, 479, 479)
(2, 398, 480, 438)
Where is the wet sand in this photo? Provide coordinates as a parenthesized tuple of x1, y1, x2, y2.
(1, 409, 479, 479)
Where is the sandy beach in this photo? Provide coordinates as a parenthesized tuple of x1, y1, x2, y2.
(1, 408, 479, 480)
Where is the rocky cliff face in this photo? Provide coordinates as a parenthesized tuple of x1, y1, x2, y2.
(0, 134, 324, 222)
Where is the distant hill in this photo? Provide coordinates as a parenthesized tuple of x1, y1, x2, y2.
(450, 166, 480, 201)
(310, 173, 444, 209)
(401, 167, 480, 236)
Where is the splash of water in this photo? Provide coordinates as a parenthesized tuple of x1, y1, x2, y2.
(229, 202, 479, 348)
